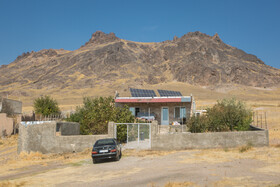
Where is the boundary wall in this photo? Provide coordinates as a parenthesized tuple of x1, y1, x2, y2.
(18, 121, 268, 154)
(150, 121, 269, 150)
(18, 121, 114, 154)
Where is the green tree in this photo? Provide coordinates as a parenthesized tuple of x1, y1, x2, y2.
(67, 96, 134, 138)
(187, 98, 252, 133)
(33, 95, 61, 117)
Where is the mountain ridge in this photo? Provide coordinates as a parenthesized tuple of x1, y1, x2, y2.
(0, 31, 279, 97)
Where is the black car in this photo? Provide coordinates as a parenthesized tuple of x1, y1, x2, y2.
(91, 138, 122, 164)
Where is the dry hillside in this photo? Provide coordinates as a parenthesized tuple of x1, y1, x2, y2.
(0, 31, 279, 100)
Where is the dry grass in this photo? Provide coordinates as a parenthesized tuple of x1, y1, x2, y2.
(0, 135, 92, 175)
(239, 143, 253, 153)
(212, 177, 273, 187)
(0, 135, 18, 148)
(123, 149, 179, 157)
(164, 181, 198, 187)
(0, 181, 27, 187)
(179, 146, 280, 164)
(3, 167, 142, 187)
(163, 177, 277, 187)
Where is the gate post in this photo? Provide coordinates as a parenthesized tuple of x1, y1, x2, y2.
(108, 121, 115, 138)
(151, 120, 158, 136)
(150, 121, 158, 149)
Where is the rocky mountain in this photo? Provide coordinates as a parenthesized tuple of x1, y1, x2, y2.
(0, 31, 280, 97)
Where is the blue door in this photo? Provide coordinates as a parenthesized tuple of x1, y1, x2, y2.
(161, 107, 169, 125)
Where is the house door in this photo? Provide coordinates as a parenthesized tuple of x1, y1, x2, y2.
(161, 107, 169, 125)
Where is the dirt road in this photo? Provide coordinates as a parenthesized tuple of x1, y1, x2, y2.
(1, 147, 280, 187)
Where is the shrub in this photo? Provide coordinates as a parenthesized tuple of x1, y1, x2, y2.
(33, 95, 61, 117)
(187, 98, 252, 133)
(187, 115, 209, 133)
(239, 142, 253, 153)
(67, 96, 134, 140)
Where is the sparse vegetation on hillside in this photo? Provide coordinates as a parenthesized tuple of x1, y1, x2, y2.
(187, 98, 252, 133)
(33, 95, 61, 117)
(67, 96, 134, 137)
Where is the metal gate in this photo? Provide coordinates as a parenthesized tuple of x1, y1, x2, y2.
(114, 123, 151, 149)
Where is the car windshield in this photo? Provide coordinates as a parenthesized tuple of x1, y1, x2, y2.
(95, 139, 115, 146)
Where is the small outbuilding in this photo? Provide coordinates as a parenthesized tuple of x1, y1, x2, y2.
(0, 97, 22, 137)
(115, 88, 195, 125)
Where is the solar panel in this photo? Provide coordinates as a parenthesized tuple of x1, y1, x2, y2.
(130, 88, 156, 97)
(157, 89, 182, 97)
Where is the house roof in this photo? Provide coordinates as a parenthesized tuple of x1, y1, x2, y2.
(115, 96, 192, 103)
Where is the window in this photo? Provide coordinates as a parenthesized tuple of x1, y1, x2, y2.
(174, 107, 186, 124)
(129, 107, 135, 116)
(175, 107, 180, 118)
(135, 107, 140, 116)
(129, 107, 140, 116)
(94, 139, 116, 146)
(174, 107, 186, 118)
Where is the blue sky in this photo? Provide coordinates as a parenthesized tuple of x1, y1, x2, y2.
(0, 0, 279, 68)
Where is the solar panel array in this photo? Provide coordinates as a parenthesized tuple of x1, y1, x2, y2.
(130, 88, 157, 97)
(157, 89, 182, 97)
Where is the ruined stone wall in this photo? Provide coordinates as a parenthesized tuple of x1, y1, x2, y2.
(0, 113, 13, 137)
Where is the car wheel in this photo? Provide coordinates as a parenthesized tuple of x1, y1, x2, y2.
(115, 151, 121, 161)
(92, 158, 98, 164)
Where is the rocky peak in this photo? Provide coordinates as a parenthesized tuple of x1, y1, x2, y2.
(181, 31, 212, 40)
(212, 33, 222, 42)
(173, 35, 179, 41)
(83, 31, 120, 46)
(15, 49, 58, 62)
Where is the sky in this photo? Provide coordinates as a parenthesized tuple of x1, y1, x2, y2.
(0, 0, 280, 68)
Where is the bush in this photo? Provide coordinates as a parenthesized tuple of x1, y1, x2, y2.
(67, 96, 134, 140)
(33, 95, 61, 117)
(239, 142, 253, 153)
(187, 115, 209, 133)
(187, 98, 252, 133)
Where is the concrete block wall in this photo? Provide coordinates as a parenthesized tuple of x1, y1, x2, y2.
(151, 128, 269, 150)
(56, 122, 80, 135)
(18, 121, 114, 154)
(159, 125, 188, 134)
(0, 98, 22, 114)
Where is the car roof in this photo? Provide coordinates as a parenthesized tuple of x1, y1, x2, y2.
(96, 138, 116, 141)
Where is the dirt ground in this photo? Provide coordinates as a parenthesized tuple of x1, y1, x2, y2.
(0, 136, 280, 187)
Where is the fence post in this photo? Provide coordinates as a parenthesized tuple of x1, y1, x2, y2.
(127, 124, 128, 144)
(257, 112, 259, 127)
(253, 112, 255, 126)
(138, 123, 140, 147)
(261, 114, 263, 128)
(265, 112, 267, 129)
(149, 123, 152, 148)
(114, 123, 117, 139)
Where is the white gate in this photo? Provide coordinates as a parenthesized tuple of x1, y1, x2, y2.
(114, 123, 151, 149)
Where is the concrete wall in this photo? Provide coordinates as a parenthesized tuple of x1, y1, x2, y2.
(18, 121, 115, 154)
(158, 125, 188, 134)
(151, 125, 269, 150)
(0, 113, 13, 137)
(0, 98, 22, 114)
(18, 120, 269, 153)
(56, 122, 80, 135)
(116, 102, 192, 125)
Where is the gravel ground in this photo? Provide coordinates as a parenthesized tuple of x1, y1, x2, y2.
(1, 148, 280, 187)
